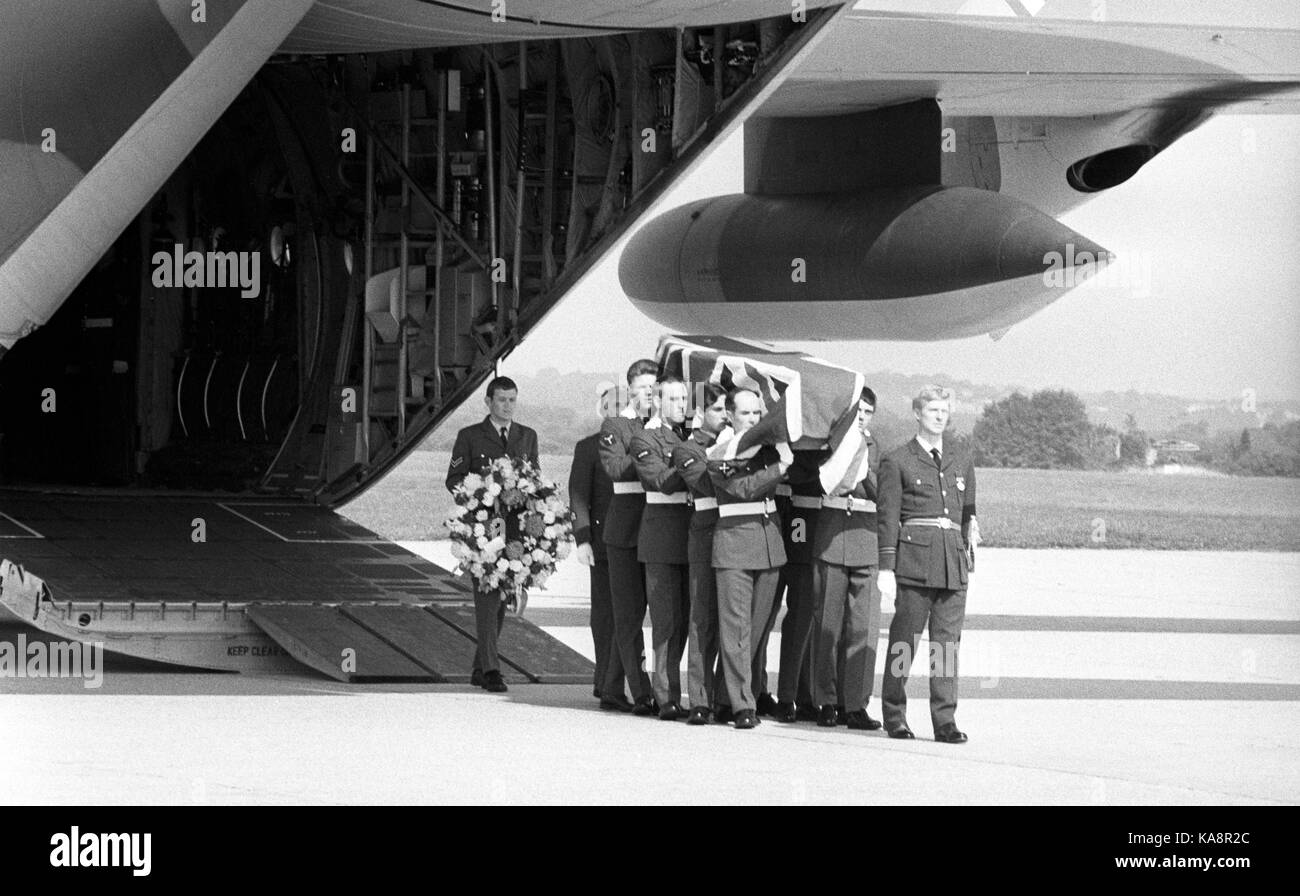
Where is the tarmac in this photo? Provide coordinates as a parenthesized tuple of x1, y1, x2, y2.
(2, 546, 1297, 805)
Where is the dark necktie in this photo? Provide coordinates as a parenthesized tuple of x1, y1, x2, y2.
(931, 448, 941, 467)
(499, 426, 509, 448)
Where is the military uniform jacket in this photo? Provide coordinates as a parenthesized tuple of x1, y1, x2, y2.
(631, 423, 691, 565)
(813, 434, 880, 568)
(672, 429, 717, 565)
(446, 417, 540, 493)
(782, 449, 827, 566)
(569, 432, 612, 563)
(598, 415, 647, 549)
(707, 445, 787, 571)
(877, 438, 977, 589)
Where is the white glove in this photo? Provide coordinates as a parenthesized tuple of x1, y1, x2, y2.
(775, 441, 794, 465)
(877, 569, 896, 602)
(575, 542, 595, 566)
(966, 517, 981, 548)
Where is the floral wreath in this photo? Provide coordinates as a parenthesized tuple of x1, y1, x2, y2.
(445, 456, 574, 613)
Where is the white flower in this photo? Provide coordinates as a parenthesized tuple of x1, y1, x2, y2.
(466, 498, 479, 510)
(509, 559, 523, 572)
(487, 482, 502, 496)
(485, 536, 506, 555)
(543, 526, 556, 539)
(475, 509, 488, 522)
(531, 548, 548, 563)
(542, 511, 556, 524)
(496, 558, 509, 572)
(482, 492, 495, 506)
(463, 473, 483, 491)
(473, 523, 485, 537)
(470, 562, 484, 576)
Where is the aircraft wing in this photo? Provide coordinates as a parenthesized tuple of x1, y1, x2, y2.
(766, 0, 1300, 118)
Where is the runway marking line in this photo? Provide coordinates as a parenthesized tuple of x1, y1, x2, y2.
(0, 510, 44, 538)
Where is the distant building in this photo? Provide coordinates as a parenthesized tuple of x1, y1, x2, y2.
(1150, 439, 1201, 466)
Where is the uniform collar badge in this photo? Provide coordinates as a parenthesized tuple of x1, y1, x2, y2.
(600, 432, 615, 446)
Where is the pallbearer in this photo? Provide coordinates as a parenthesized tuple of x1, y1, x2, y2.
(598, 359, 659, 715)
(631, 376, 693, 720)
(878, 385, 979, 744)
(770, 448, 825, 724)
(708, 388, 790, 730)
(811, 388, 883, 730)
(671, 382, 728, 725)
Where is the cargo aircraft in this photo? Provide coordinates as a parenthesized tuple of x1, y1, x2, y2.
(1, 1, 1297, 681)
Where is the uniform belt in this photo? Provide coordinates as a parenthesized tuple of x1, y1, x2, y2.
(645, 491, 689, 504)
(691, 497, 718, 511)
(903, 517, 960, 530)
(822, 496, 877, 513)
(717, 499, 777, 518)
(612, 482, 645, 495)
(790, 495, 822, 509)
(775, 484, 793, 497)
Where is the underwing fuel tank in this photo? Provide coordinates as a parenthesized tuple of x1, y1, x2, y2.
(619, 186, 1113, 341)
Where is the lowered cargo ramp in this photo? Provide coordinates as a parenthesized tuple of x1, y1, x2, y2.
(0, 492, 593, 684)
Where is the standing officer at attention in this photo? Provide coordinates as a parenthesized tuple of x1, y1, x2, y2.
(446, 375, 540, 694)
(672, 382, 728, 725)
(878, 385, 978, 744)
(631, 376, 693, 720)
(811, 388, 883, 730)
(598, 358, 659, 715)
(570, 385, 628, 711)
(708, 388, 791, 730)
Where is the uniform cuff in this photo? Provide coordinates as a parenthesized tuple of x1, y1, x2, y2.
(878, 547, 896, 571)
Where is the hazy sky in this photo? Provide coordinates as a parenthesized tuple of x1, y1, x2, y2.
(503, 113, 1300, 401)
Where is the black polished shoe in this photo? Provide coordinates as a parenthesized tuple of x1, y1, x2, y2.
(835, 705, 848, 726)
(886, 725, 915, 740)
(470, 669, 485, 688)
(714, 706, 735, 725)
(658, 702, 685, 721)
(772, 701, 798, 723)
(632, 696, 659, 717)
(844, 709, 882, 731)
(599, 694, 634, 713)
(733, 710, 760, 730)
(755, 692, 778, 717)
(795, 704, 820, 722)
(483, 670, 508, 693)
(934, 725, 969, 744)
(817, 705, 838, 727)
(686, 706, 711, 725)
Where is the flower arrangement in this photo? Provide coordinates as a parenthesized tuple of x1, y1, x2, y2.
(445, 456, 574, 611)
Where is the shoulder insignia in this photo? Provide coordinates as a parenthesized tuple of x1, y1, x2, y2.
(635, 450, 650, 460)
(718, 461, 735, 478)
(450, 456, 465, 469)
(600, 432, 615, 446)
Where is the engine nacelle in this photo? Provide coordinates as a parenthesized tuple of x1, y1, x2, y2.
(619, 185, 1111, 341)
